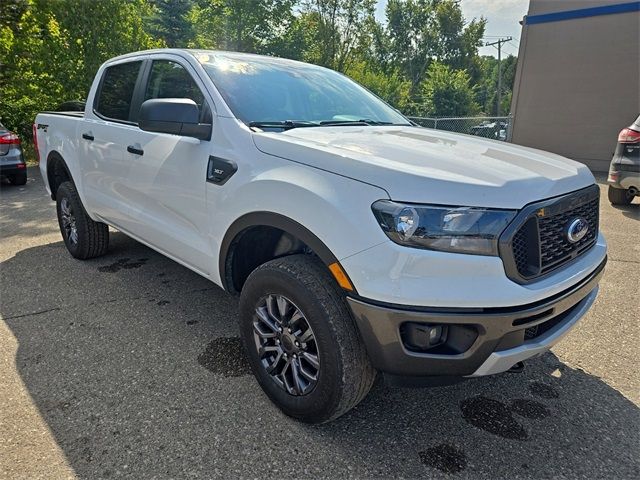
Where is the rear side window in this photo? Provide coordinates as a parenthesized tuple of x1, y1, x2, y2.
(95, 61, 142, 122)
(144, 60, 210, 122)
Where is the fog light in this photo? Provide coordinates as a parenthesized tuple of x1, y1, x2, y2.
(401, 323, 448, 352)
(429, 325, 443, 343)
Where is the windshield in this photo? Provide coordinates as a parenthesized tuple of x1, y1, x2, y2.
(196, 52, 410, 127)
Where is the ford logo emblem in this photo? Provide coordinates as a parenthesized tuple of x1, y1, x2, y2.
(566, 218, 589, 243)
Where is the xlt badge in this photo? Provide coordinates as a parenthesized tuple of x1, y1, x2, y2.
(207, 156, 237, 185)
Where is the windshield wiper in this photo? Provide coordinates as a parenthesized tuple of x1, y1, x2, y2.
(248, 119, 412, 130)
(248, 120, 320, 130)
(319, 119, 410, 126)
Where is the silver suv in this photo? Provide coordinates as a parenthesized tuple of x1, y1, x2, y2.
(0, 122, 27, 186)
(608, 114, 640, 205)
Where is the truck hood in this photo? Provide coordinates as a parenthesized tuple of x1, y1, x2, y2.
(252, 126, 595, 208)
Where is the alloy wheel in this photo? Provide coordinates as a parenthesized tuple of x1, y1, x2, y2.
(60, 197, 78, 245)
(253, 294, 320, 396)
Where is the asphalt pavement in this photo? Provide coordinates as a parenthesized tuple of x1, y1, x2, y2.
(1, 168, 638, 479)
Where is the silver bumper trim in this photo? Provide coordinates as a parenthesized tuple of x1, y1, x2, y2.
(467, 287, 599, 377)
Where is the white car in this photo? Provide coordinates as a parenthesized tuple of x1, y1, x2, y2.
(34, 49, 607, 423)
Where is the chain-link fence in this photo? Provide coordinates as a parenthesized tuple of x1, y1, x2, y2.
(407, 115, 512, 142)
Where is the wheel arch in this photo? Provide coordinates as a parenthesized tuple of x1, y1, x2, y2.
(219, 212, 341, 295)
(46, 151, 75, 200)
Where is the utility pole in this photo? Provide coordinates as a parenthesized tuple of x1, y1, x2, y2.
(485, 37, 512, 116)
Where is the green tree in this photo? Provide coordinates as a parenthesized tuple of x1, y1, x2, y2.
(431, 0, 485, 80)
(298, 0, 377, 72)
(475, 54, 517, 115)
(379, 0, 485, 90)
(383, 0, 436, 88)
(0, 1, 72, 137)
(190, 0, 295, 54)
(147, 0, 196, 47)
(344, 61, 411, 111)
(46, 0, 161, 94)
(418, 61, 479, 116)
(0, 0, 161, 138)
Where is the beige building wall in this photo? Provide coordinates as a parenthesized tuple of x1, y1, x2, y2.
(510, 0, 640, 171)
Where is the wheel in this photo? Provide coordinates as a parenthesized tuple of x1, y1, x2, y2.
(56, 181, 109, 259)
(8, 172, 27, 185)
(608, 185, 633, 205)
(239, 254, 376, 423)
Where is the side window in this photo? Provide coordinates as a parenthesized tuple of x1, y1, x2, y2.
(144, 60, 211, 122)
(94, 61, 142, 122)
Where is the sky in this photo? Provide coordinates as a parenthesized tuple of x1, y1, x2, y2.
(374, 0, 529, 58)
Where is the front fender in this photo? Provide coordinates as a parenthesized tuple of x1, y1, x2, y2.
(207, 160, 390, 286)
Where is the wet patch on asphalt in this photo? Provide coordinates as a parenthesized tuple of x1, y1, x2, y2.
(510, 399, 550, 419)
(419, 444, 467, 474)
(98, 257, 148, 273)
(460, 396, 528, 440)
(197, 337, 251, 377)
(529, 381, 560, 399)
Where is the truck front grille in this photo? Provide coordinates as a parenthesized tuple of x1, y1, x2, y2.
(500, 185, 600, 284)
(536, 198, 598, 274)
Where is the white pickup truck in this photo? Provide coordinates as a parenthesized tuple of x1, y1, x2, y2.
(35, 49, 607, 423)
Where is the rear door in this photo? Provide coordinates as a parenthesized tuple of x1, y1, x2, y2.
(123, 56, 214, 274)
(80, 58, 146, 229)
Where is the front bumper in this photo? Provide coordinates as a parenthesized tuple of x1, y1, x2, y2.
(347, 257, 605, 379)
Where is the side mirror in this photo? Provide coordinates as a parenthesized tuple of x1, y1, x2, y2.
(139, 98, 211, 140)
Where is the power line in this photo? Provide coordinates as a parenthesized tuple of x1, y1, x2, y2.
(485, 36, 512, 116)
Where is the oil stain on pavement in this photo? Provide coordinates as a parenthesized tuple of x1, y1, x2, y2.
(419, 444, 467, 474)
(98, 257, 148, 273)
(198, 337, 251, 377)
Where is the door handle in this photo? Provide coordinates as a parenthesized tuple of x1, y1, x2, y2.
(127, 145, 144, 156)
(82, 133, 94, 141)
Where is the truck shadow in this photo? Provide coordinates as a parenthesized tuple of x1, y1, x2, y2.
(2, 235, 639, 478)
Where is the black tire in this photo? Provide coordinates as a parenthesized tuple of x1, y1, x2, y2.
(239, 254, 376, 423)
(9, 172, 27, 185)
(56, 181, 109, 259)
(608, 185, 633, 205)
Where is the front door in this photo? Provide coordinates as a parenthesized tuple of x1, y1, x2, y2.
(124, 58, 213, 274)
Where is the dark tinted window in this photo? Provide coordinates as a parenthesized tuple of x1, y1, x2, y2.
(144, 60, 209, 122)
(95, 61, 142, 121)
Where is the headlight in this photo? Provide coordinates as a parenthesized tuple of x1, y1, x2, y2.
(371, 200, 516, 256)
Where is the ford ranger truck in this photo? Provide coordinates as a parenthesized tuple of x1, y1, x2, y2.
(34, 49, 607, 423)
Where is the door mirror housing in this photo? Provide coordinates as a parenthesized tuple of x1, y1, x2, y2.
(139, 98, 211, 140)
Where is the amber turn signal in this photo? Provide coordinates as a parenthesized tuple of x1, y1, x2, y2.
(328, 262, 354, 291)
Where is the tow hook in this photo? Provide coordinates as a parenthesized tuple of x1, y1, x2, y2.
(508, 361, 525, 373)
